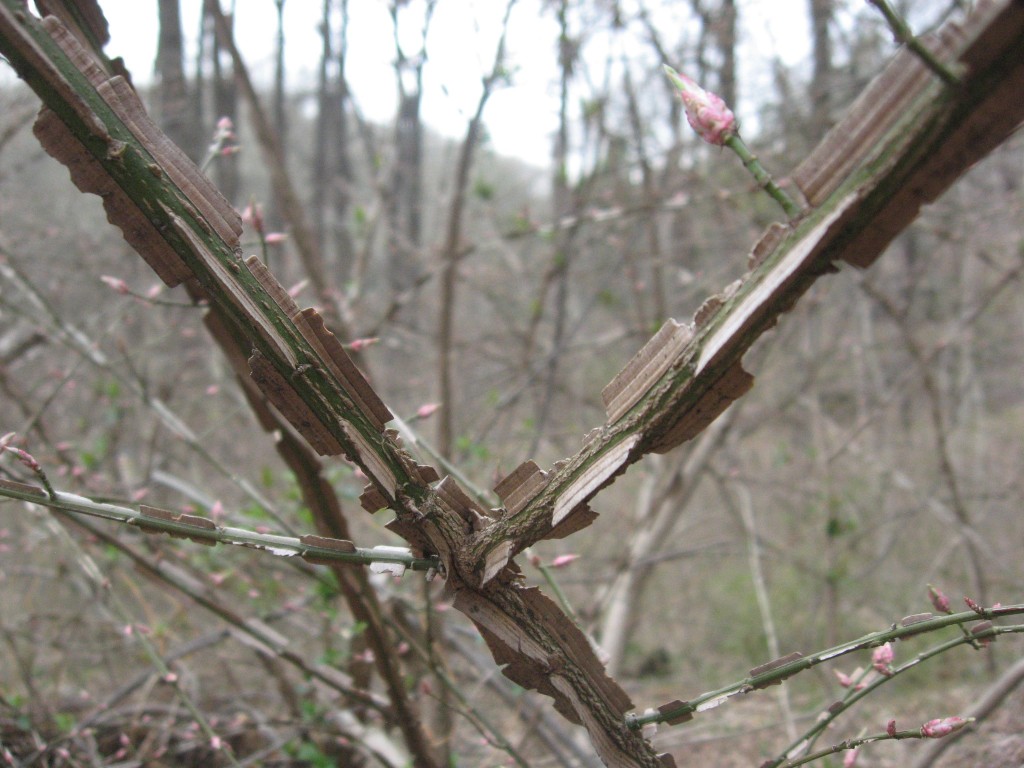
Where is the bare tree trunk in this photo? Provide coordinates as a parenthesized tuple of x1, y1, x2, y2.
(808, 0, 835, 140)
(269, 0, 287, 230)
(714, 0, 737, 108)
(386, 1, 434, 300)
(312, 0, 331, 255)
(156, 0, 194, 156)
(436, 2, 515, 458)
(205, 0, 239, 203)
(330, 0, 357, 282)
(527, 0, 576, 457)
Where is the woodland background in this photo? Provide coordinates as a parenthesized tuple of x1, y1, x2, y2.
(0, 0, 1022, 766)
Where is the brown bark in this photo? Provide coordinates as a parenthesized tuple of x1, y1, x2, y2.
(3, 1, 1023, 765)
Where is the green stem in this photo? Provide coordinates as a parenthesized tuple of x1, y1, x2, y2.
(866, 0, 961, 87)
(723, 134, 803, 219)
(0, 479, 440, 572)
(627, 610, 1022, 730)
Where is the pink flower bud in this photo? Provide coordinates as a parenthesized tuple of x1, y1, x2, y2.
(415, 402, 440, 419)
(920, 716, 968, 738)
(964, 596, 984, 615)
(872, 643, 894, 676)
(242, 202, 264, 234)
(550, 554, 580, 568)
(101, 275, 130, 294)
(347, 337, 380, 352)
(834, 670, 854, 688)
(843, 749, 858, 767)
(663, 65, 737, 146)
(928, 585, 951, 613)
(887, 719, 897, 737)
(263, 232, 287, 244)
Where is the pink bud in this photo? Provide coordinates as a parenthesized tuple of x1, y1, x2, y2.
(928, 584, 951, 613)
(663, 65, 737, 146)
(216, 116, 234, 134)
(242, 202, 265, 234)
(101, 275, 130, 294)
(921, 716, 968, 738)
(872, 643, 894, 676)
(964, 596, 984, 615)
(263, 232, 287, 244)
(843, 749, 858, 767)
(348, 337, 380, 352)
(416, 402, 440, 419)
(834, 670, 854, 688)
(887, 719, 897, 737)
(550, 554, 580, 568)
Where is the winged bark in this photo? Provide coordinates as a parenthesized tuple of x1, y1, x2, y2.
(1, 1, 1022, 765)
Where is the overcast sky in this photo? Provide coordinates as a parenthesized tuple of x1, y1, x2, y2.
(96, 1, 813, 168)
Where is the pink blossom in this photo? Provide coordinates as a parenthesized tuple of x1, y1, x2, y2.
(843, 749, 858, 767)
(348, 337, 380, 352)
(550, 554, 580, 568)
(216, 116, 234, 135)
(101, 275, 130, 295)
(834, 670, 854, 688)
(242, 202, 265, 234)
(210, 736, 223, 750)
(928, 584, 951, 613)
(886, 719, 897, 737)
(663, 65, 737, 146)
(921, 716, 968, 738)
(263, 232, 287, 244)
(415, 402, 440, 419)
(872, 643, 894, 676)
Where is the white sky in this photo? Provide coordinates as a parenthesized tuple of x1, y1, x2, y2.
(96, 1, 812, 168)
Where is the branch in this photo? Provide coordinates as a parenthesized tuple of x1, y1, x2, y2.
(0, 476, 438, 573)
